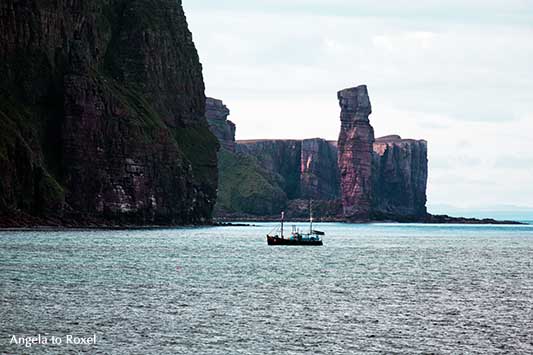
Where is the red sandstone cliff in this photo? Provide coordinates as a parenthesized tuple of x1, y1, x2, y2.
(300, 138, 340, 200)
(0, 0, 218, 226)
(372, 135, 428, 217)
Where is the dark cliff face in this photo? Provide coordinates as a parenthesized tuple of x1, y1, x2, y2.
(0, 0, 218, 225)
(372, 136, 428, 217)
(237, 140, 302, 199)
(300, 139, 340, 200)
(204, 91, 344, 217)
(337, 86, 375, 220)
(206, 97, 236, 151)
(236, 138, 341, 202)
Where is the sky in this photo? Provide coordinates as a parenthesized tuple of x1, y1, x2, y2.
(183, 0, 533, 212)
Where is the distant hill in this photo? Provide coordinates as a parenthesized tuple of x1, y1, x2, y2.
(428, 204, 533, 221)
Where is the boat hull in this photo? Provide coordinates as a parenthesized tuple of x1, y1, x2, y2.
(267, 235, 323, 246)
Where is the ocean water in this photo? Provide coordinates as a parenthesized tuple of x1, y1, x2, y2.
(1, 223, 533, 354)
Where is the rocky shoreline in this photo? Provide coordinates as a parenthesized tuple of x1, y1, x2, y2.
(0, 212, 214, 230)
(213, 215, 526, 225)
(1, 211, 526, 229)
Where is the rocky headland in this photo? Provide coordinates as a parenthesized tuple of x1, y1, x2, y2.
(209, 88, 522, 224)
(208, 86, 428, 222)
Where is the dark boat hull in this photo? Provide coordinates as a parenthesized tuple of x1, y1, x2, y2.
(267, 235, 323, 246)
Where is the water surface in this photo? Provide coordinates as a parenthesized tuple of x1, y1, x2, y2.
(1, 223, 532, 354)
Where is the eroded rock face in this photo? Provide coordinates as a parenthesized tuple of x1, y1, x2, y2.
(0, 0, 218, 226)
(235, 139, 341, 202)
(337, 86, 375, 220)
(300, 139, 340, 200)
(206, 98, 236, 151)
(372, 136, 428, 217)
(237, 140, 302, 199)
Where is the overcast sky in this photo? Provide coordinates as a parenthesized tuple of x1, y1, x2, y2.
(184, 0, 533, 211)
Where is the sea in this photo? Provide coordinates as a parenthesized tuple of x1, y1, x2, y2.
(1, 222, 532, 354)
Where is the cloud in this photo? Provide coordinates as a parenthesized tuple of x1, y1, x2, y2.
(188, 9, 533, 122)
(494, 156, 533, 170)
(372, 31, 436, 51)
(187, 1, 533, 25)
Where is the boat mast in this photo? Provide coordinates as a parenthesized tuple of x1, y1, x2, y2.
(309, 200, 313, 234)
(281, 211, 284, 238)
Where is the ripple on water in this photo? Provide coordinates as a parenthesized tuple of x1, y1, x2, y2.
(1, 223, 533, 354)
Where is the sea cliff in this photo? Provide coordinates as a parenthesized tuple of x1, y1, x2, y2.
(0, 0, 218, 227)
(372, 135, 428, 218)
(209, 86, 429, 222)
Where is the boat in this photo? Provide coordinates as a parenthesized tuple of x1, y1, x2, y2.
(267, 203, 324, 246)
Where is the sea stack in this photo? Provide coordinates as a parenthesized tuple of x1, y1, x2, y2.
(337, 85, 375, 220)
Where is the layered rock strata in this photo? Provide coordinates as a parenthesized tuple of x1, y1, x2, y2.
(337, 86, 375, 220)
(372, 135, 428, 217)
(300, 139, 340, 200)
(208, 88, 429, 221)
(206, 98, 236, 151)
(236, 139, 341, 201)
(0, 0, 218, 226)
(237, 140, 303, 199)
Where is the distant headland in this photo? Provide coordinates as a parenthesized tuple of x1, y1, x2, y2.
(207, 90, 523, 225)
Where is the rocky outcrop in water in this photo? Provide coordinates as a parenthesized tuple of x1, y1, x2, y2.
(0, 0, 218, 226)
(372, 135, 428, 218)
(206, 98, 236, 151)
(337, 86, 375, 220)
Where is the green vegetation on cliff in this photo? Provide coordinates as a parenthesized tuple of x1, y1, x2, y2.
(173, 123, 219, 191)
(215, 149, 287, 216)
